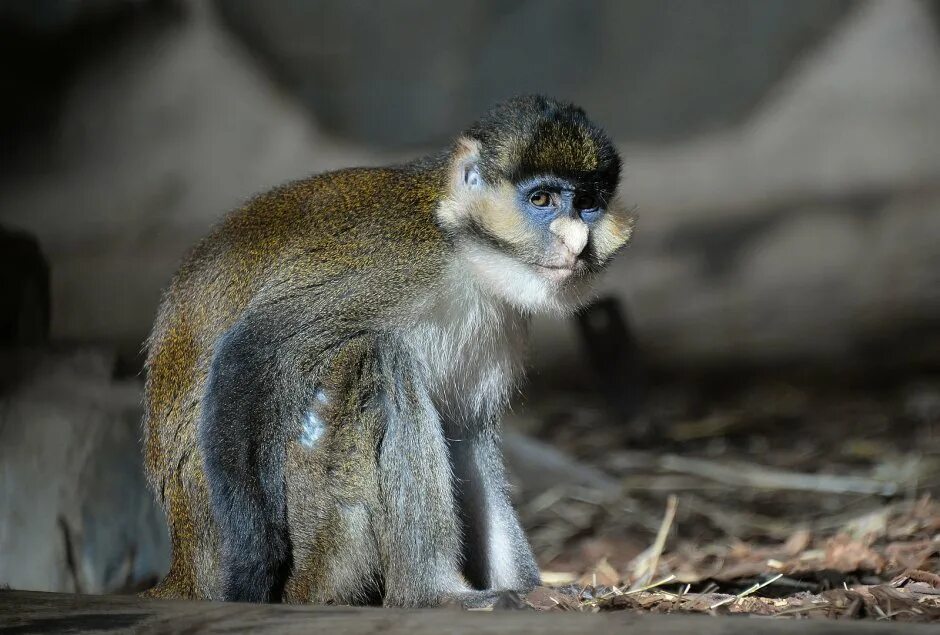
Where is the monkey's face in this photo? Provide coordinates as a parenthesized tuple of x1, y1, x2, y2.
(510, 174, 623, 281)
(438, 137, 634, 315)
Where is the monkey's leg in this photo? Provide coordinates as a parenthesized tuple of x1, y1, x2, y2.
(375, 350, 486, 607)
(452, 426, 541, 593)
(199, 314, 295, 602)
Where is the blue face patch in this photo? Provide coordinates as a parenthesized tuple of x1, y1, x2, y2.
(515, 175, 604, 226)
(579, 208, 603, 223)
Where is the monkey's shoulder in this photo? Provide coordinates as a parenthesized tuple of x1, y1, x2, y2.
(174, 164, 445, 276)
(159, 164, 454, 340)
(189, 166, 445, 271)
(241, 164, 444, 229)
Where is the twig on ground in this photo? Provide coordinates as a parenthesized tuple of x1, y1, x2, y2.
(709, 573, 784, 610)
(660, 455, 898, 496)
(624, 575, 678, 596)
(631, 494, 678, 588)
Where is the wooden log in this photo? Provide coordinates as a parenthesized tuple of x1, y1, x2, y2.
(0, 590, 930, 634)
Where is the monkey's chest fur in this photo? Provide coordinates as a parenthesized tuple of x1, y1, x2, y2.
(303, 274, 527, 443)
(400, 280, 528, 425)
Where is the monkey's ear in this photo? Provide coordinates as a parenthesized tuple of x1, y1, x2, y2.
(463, 163, 482, 189)
(438, 136, 488, 229)
(453, 136, 483, 190)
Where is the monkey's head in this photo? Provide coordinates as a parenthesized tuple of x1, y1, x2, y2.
(438, 95, 633, 314)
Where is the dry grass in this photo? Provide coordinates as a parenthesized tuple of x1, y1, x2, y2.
(511, 372, 940, 622)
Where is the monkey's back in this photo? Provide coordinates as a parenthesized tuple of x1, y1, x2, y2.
(142, 163, 450, 599)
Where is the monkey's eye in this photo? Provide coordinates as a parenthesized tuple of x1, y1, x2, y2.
(573, 193, 598, 210)
(529, 191, 553, 208)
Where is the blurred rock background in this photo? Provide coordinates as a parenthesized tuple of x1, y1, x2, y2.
(1, 0, 938, 594)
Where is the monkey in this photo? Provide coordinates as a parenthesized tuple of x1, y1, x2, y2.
(141, 95, 633, 608)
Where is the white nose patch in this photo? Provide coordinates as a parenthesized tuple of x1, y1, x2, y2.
(549, 217, 589, 256)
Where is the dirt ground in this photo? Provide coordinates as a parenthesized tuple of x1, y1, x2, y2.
(511, 369, 940, 622)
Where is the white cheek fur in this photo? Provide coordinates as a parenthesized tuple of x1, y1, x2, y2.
(460, 242, 594, 315)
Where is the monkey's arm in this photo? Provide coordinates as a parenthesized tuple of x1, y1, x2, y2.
(451, 424, 541, 592)
(373, 342, 476, 605)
